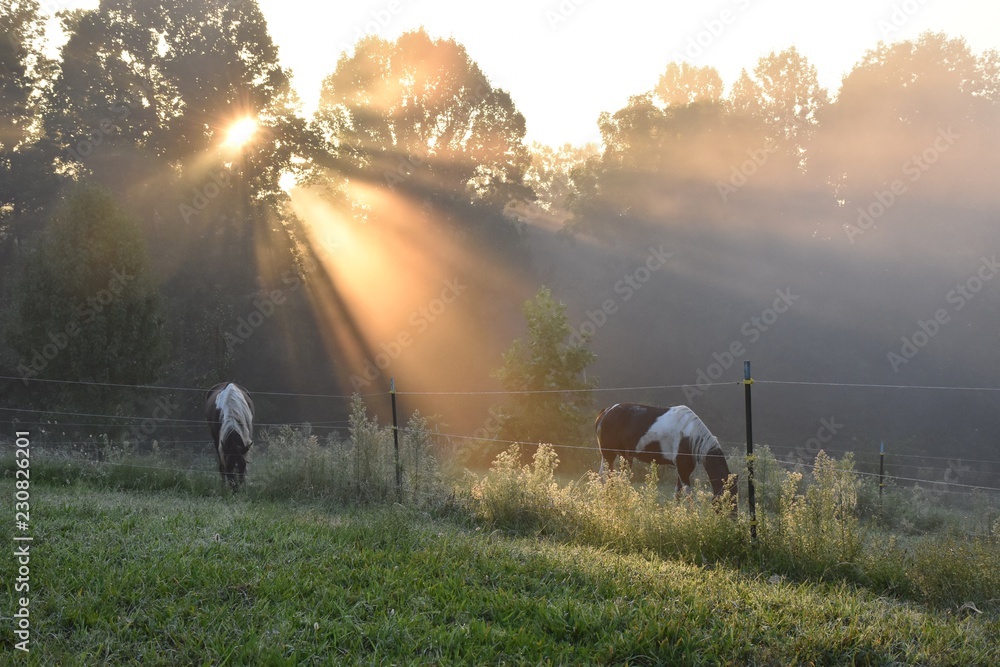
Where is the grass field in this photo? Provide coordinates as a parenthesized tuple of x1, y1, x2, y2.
(3, 479, 999, 666)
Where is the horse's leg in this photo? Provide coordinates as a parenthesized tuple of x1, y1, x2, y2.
(216, 447, 227, 487)
(225, 463, 237, 491)
(675, 437, 696, 501)
(234, 459, 246, 490)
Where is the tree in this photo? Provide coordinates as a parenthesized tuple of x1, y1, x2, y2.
(728, 47, 829, 162)
(311, 29, 532, 244)
(0, 0, 47, 155)
(46, 0, 305, 205)
(654, 62, 724, 108)
(0, 0, 59, 248)
(490, 287, 596, 466)
(7, 185, 168, 413)
(520, 141, 598, 217)
(817, 32, 1000, 209)
(40, 0, 319, 387)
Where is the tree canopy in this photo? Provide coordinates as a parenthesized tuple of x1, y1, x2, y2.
(311, 29, 531, 244)
(8, 186, 167, 412)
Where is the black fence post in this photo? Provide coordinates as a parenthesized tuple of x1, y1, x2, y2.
(390, 377, 402, 502)
(744, 361, 757, 543)
(879, 441, 885, 505)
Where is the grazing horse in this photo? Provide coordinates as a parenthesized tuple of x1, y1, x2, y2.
(206, 382, 255, 490)
(595, 403, 737, 510)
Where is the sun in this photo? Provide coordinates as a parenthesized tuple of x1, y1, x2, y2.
(222, 117, 259, 149)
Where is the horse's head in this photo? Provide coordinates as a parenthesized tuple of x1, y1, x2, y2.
(221, 429, 251, 489)
(704, 450, 738, 516)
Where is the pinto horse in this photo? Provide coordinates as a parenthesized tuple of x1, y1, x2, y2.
(206, 382, 255, 490)
(595, 403, 737, 509)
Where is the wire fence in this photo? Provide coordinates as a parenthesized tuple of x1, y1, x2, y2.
(3, 373, 1000, 496)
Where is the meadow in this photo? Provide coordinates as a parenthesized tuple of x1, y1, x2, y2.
(3, 403, 999, 665)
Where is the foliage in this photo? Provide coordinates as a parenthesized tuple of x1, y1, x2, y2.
(249, 395, 445, 506)
(470, 443, 567, 531)
(6, 185, 168, 413)
(520, 141, 599, 216)
(468, 444, 1000, 609)
(728, 46, 829, 153)
(654, 62, 725, 107)
(46, 0, 304, 204)
(760, 451, 864, 576)
(10, 483, 999, 666)
(312, 29, 531, 213)
(489, 287, 596, 466)
(0, 0, 61, 240)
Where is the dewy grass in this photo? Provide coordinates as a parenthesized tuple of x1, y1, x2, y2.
(6, 483, 999, 666)
(469, 444, 1000, 610)
(3, 426, 999, 661)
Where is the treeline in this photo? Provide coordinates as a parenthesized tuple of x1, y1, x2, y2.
(2, 0, 1000, 468)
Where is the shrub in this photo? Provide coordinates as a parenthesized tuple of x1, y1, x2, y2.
(761, 451, 864, 577)
(471, 445, 745, 563)
(470, 444, 567, 531)
(247, 395, 446, 505)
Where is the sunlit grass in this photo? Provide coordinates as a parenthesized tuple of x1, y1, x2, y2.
(5, 423, 1000, 663)
(11, 483, 998, 665)
(468, 443, 1000, 610)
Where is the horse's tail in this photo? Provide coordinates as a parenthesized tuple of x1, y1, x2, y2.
(594, 404, 618, 438)
(594, 404, 619, 478)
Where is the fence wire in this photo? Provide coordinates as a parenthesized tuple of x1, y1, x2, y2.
(3, 373, 1000, 496)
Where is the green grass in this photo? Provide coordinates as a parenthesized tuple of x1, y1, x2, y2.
(3, 482, 998, 666)
(5, 405, 999, 665)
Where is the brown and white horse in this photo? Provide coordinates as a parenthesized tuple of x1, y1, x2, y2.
(206, 382, 255, 490)
(595, 403, 737, 510)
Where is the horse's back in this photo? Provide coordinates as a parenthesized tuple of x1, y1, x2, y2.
(595, 403, 716, 461)
(596, 403, 668, 455)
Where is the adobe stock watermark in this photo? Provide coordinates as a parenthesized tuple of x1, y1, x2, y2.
(845, 126, 959, 244)
(350, 277, 468, 390)
(472, 412, 503, 444)
(683, 287, 798, 402)
(788, 416, 844, 468)
(384, 151, 424, 190)
(128, 396, 182, 446)
(887, 255, 1000, 372)
(16, 268, 136, 383)
(670, 0, 754, 63)
(65, 81, 150, 164)
(13, 431, 32, 653)
(567, 245, 673, 347)
(337, 0, 416, 54)
(544, 0, 592, 31)
(223, 260, 318, 353)
(178, 170, 232, 223)
(877, 0, 931, 40)
(716, 142, 780, 201)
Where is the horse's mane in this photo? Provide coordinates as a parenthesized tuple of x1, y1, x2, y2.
(674, 406, 723, 465)
(217, 384, 253, 447)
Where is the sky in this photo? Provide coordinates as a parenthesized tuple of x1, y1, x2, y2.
(50, 0, 1000, 146)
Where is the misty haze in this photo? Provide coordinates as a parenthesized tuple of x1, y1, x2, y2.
(2, 1, 1000, 663)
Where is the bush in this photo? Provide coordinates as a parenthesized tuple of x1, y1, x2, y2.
(471, 444, 745, 563)
(470, 444, 567, 531)
(762, 451, 863, 575)
(251, 395, 447, 505)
